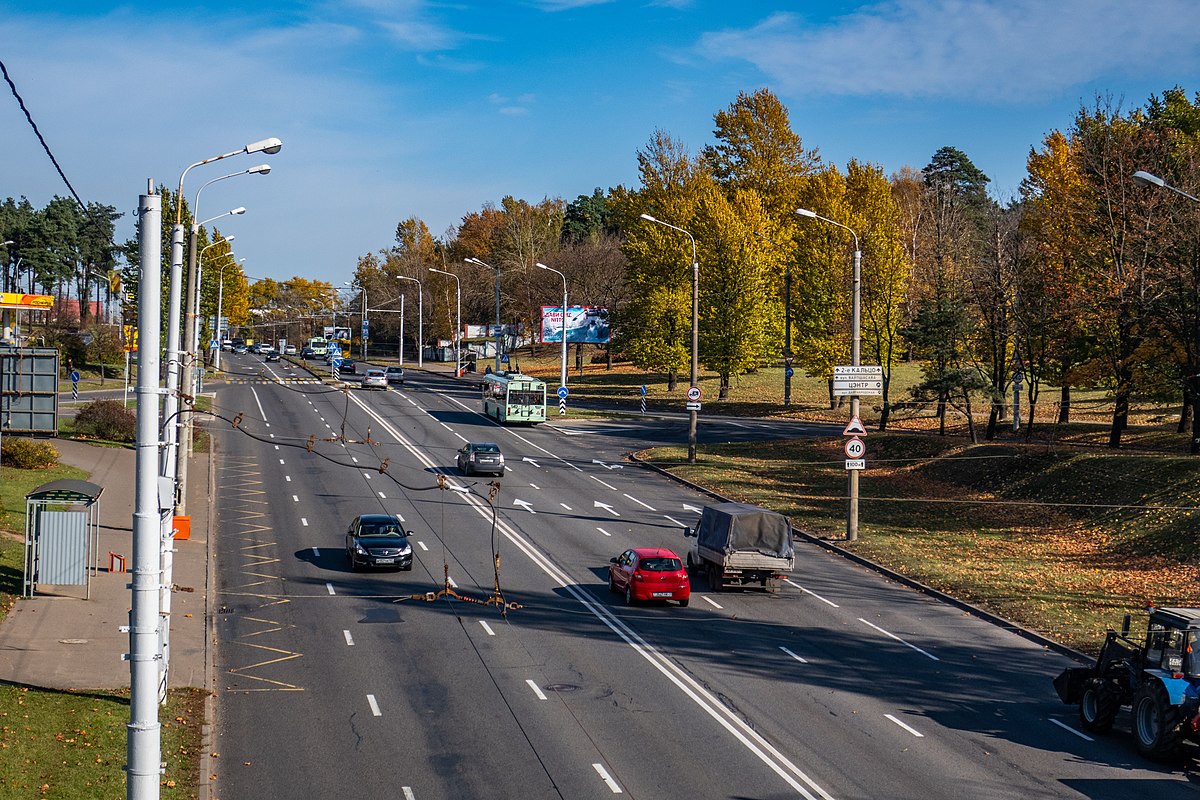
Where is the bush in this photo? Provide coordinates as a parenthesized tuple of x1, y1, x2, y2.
(1, 437, 60, 469)
(74, 399, 136, 442)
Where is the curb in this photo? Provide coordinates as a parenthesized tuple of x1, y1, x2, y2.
(199, 436, 217, 800)
(627, 452, 1093, 666)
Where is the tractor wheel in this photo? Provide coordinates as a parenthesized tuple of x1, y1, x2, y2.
(1078, 681, 1120, 733)
(1132, 681, 1184, 761)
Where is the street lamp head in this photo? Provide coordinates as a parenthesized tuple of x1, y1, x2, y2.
(245, 137, 283, 155)
(795, 208, 818, 218)
(1132, 170, 1165, 189)
(248, 164, 272, 175)
(639, 213, 657, 223)
(230, 207, 247, 216)
(222, 235, 235, 244)
(1, 240, 13, 246)
(536, 262, 549, 270)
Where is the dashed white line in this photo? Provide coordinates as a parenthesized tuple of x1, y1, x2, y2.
(779, 646, 808, 664)
(367, 694, 382, 716)
(885, 714, 925, 737)
(593, 763, 623, 794)
(285, 475, 292, 482)
(279, 459, 285, 465)
(596, 527, 612, 537)
(344, 630, 355, 646)
(529, 483, 541, 490)
(785, 580, 839, 608)
(858, 618, 939, 661)
(560, 503, 573, 511)
(274, 445, 280, 450)
(624, 494, 656, 511)
(479, 620, 495, 636)
(301, 518, 308, 527)
(352, 457, 359, 464)
(292, 495, 300, 502)
(702, 596, 723, 609)
(402, 789, 415, 800)
(378, 491, 387, 499)
(326, 582, 336, 595)
(663, 515, 686, 528)
(1049, 718, 1094, 741)
(311, 547, 319, 556)
(590, 476, 618, 491)
(363, 472, 372, 480)
(417, 541, 428, 551)
(526, 679, 547, 700)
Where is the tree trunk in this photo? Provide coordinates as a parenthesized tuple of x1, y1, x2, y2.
(985, 399, 1000, 441)
(1058, 384, 1071, 424)
(718, 373, 730, 400)
(827, 380, 835, 410)
(937, 393, 947, 435)
(667, 372, 677, 392)
(1108, 382, 1130, 449)
(964, 389, 978, 444)
(879, 377, 891, 431)
(1178, 385, 1191, 434)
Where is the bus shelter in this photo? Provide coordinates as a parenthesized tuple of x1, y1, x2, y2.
(22, 479, 103, 599)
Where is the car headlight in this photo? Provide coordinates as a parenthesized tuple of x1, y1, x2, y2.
(399, 545, 412, 555)
(354, 544, 368, 555)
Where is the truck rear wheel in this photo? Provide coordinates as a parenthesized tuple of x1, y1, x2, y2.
(1078, 681, 1119, 733)
(1132, 681, 1183, 760)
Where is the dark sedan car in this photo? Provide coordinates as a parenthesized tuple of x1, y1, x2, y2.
(345, 514, 413, 571)
(264, 348, 281, 362)
(456, 442, 504, 476)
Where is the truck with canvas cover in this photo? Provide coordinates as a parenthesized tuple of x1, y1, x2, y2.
(683, 503, 794, 593)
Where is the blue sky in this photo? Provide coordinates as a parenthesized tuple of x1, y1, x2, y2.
(3, 1, 1199, 285)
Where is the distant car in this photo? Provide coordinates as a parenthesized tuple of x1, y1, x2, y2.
(385, 366, 405, 385)
(361, 368, 387, 389)
(345, 514, 413, 571)
(457, 442, 504, 476)
(221, 338, 233, 351)
(284, 344, 297, 355)
(335, 358, 356, 374)
(233, 344, 247, 354)
(300, 346, 315, 359)
(608, 547, 690, 607)
(264, 348, 281, 362)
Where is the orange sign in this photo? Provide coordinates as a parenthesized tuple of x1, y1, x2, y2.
(0, 292, 54, 310)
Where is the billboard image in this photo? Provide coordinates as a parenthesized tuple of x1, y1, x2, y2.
(540, 306, 610, 344)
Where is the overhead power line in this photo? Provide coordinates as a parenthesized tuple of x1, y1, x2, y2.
(1, 57, 87, 210)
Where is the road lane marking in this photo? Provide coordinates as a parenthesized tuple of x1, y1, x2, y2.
(624, 494, 655, 511)
(779, 646, 808, 664)
(274, 445, 280, 450)
(1050, 718, 1094, 741)
(663, 515, 686, 528)
(279, 459, 285, 464)
(590, 476, 617, 491)
(301, 518, 308, 527)
(593, 763, 623, 794)
(311, 547, 319, 556)
(344, 630, 354, 646)
(596, 527, 612, 537)
(447, 576, 457, 588)
(786, 580, 839, 608)
(526, 679, 547, 700)
(292, 495, 299, 502)
(858, 618, 939, 661)
(378, 491, 387, 499)
(402, 789, 415, 800)
(285, 475, 291, 482)
(479, 620, 495, 636)
(417, 541, 428, 551)
(249, 386, 269, 422)
(363, 472, 372, 480)
(367, 694, 382, 716)
(885, 714, 924, 737)
(702, 596, 723, 609)
(560, 503, 573, 511)
(326, 583, 336, 595)
(352, 457, 359, 463)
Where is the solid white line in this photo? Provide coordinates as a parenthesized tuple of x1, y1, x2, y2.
(479, 620, 495, 636)
(1049, 718, 1094, 741)
(859, 618, 939, 661)
(311, 547, 319, 556)
(417, 541, 428, 551)
(367, 694, 382, 716)
(343, 630, 354, 646)
(702, 596, 723, 609)
(590, 476, 618, 491)
(526, 679, 547, 700)
(292, 495, 299, 502)
(249, 386, 269, 423)
(779, 646, 808, 664)
(624, 494, 656, 511)
(596, 527, 612, 537)
(440, 422, 453, 431)
(885, 714, 924, 737)
(301, 518, 308, 527)
(663, 515, 686, 528)
(785, 580, 839, 608)
(326, 582, 336, 595)
(593, 763, 623, 794)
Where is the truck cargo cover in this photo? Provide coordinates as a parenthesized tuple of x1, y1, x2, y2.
(696, 503, 794, 559)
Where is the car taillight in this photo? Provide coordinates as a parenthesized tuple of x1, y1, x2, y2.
(632, 571, 644, 582)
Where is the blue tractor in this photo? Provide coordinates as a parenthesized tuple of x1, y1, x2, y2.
(1054, 607, 1200, 760)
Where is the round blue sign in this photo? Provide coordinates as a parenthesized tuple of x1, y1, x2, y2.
(70, 370, 80, 383)
(785, 367, 794, 378)
(557, 386, 569, 399)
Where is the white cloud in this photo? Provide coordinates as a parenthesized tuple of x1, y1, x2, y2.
(532, 0, 615, 11)
(697, 0, 1200, 102)
(488, 92, 536, 115)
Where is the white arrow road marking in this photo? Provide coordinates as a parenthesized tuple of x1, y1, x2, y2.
(1049, 718, 1094, 741)
(526, 679, 547, 700)
(859, 618, 939, 661)
(592, 459, 623, 470)
(367, 695, 382, 716)
(885, 714, 924, 737)
(683, 503, 703, 514)
(593, 763, 623, 794)
(624, 494, 655, 511)
(523, 456, 542, 468)
(513, 499, 536, 513)
(779, 646, 808, 663)
(594, 501, 620, 516)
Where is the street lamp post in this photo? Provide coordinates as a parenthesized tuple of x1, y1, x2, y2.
(465, 257, 501, 372)
(195, 235, 235, 364)
(796, 207, 862, 541)
(214, 256, 245, 371)
(395, 275, 423, 368)
(536, 262, 568, 407)
(344, 282, 368, 359)
(639, 213, 699, 463)
(429, 268, 460, 377)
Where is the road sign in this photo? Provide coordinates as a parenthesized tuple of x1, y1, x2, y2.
(843, 415, 867, 436)
(833, 364, 884, 396)
(500, 353, 510, 364)
(686, 401, 701, 411)
(70, 370, 80, 383)
(687, 386, 701, 401)
(785, 366, 794, 378)
(845, 459, 865, 470)
(640, 385, 647, 396)
(844, 437, 866, 459)
(361, 321, 369, 339)
(557, 386, 568, 399)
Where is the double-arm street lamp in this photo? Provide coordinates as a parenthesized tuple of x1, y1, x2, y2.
(196, 234, 235, 352)
(796, 207, 862, 541)
(639, 213, 699, 463)
(343, 281, 368, 359)
(429, 268, 461, 376)
(214, 256, 246, 371)
(465, 256, 502, 372)
(395, 275, 423, 367)
(536, 262, 568, 400)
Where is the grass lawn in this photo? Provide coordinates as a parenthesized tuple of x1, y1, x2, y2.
(0, 685, 203, 800)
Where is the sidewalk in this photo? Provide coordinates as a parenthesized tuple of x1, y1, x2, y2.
(0, 438, 210, 691)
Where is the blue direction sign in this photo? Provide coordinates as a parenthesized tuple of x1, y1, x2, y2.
(640, 385, 648, 396)
(70, 370, 80, 383)
(785, 367, 794, 378)
(557, 386, 569, 399)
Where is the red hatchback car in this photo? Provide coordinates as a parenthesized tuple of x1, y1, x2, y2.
(608, 547, 691, 607)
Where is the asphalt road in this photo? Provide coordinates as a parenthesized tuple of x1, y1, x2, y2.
(210, 353, 1198, 800)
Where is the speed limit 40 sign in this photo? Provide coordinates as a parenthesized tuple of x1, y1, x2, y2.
(844, 437, 866, 459)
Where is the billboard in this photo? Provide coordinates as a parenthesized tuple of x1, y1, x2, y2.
(323, 326, 352, 342)
(540, 306, 610, 344)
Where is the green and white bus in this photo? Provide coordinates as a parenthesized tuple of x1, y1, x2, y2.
(482, 372, 547, 424)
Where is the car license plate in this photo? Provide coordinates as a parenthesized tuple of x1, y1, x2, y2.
(376, 558, 394, 564)
(652, 591, 672, 597)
